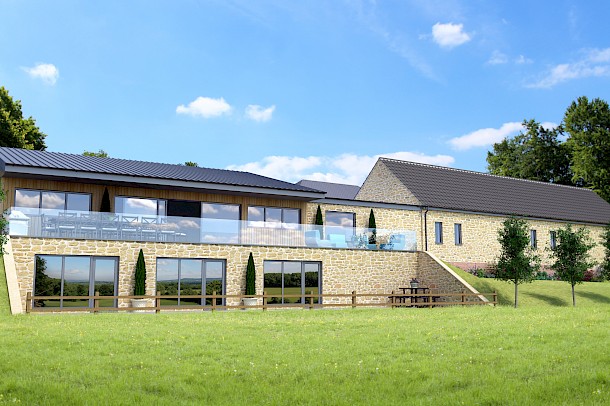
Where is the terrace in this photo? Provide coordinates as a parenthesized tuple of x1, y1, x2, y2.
(7, 207, 418, 251)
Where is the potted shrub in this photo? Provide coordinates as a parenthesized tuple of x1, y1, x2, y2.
(410, 277, 419, 288)
(131, 249, 149, 311)
(242, 252, 258, 309)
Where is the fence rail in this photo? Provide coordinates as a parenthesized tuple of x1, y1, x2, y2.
(25, 290, 497, 313)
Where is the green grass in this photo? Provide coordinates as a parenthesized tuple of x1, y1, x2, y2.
(446, 262, 610, 307)
(0, 256, 9, 316)
(0, 307, 609, 405)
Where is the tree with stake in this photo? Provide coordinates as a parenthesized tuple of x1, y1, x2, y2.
(551, 224, 595, 306)
(495, 216, 540, 308)
(368, 209, 377, 245)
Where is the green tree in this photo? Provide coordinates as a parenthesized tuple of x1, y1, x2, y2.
(100, 187, 111, 212)
(184, 161, 198, 167)
(314, 205, 323, 226)
(487, 120, 573, 185)
(0, 87, 47, 150)
(83, 149, 109, 158)
(550, 224, 595, 306)
(495, 216, 540, 308)
(603, 224, 610, 281)
(134, 249, 146, 296)
(245, 252, 256, 295)
(564, 96, 610, 202)
(368, 209, 377, 244)
(0, 184, 8, 254)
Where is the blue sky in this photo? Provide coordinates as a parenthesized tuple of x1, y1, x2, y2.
(2, 0, 610, 186)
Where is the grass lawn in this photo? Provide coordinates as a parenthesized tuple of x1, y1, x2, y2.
(1, 260, 609, 404)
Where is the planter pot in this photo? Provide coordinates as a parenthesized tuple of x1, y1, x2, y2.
(242, 297, 258, 310)
(130, 298, 150, 313)
(410, 282, 419, 289)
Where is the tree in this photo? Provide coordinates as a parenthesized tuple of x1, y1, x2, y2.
(184, 161, 198, 167)
(550, 224, 595, 306)
(245, 252, 256, 295)
(564, 96, 610, 202)
(83, 149, 109, 158)
(495, 216, 540, 308)
(602, 224, 610, 281)
(487, 120, 573, 185)
(368, 209, 377, 245)
(0, 185, 8, 254)
(314, 205, 323, 226)
(100, 187, 111, 212)
(134, 249, 146, 296)
(0, 86, 47, 150)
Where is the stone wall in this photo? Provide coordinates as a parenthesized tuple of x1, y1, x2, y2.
(355, 160, 420, 205)
(10, 237, 420, 310)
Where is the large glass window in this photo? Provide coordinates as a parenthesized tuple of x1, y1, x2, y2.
(264, 261, 321, 305)
(325, 211, 355, 239)
(248, 206, 300, 229)
(201, 203, 241, 243)
(15, 189, 91, 213)
(156, 258, 225, 306)
(115, 196, 167, 217)
(34, 255, 118, 308)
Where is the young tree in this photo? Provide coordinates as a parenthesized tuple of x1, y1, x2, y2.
(495, 216, 540, 308)
(564, 96, 610, 202)
(314, 205, 323, 226)
(0, 86, 47, 150)
(602, 224, 610, 281)
(551, 224, 595, 306)
(134, 249, 147, 296)
(368, 209, 377, 244)
(245, 252, 256, 295)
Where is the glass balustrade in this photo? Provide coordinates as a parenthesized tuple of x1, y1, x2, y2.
(6, 207, 417, 251)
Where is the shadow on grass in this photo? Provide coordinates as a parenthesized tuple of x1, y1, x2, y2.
(576, 291, 610, 304)
(522, 291, 568, 307)
(468, 279, 512, 306)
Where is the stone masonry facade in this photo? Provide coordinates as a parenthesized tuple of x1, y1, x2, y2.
(355, 160, 420, 205)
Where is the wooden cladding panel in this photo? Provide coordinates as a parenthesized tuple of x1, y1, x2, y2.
(2, 177, 307, 221)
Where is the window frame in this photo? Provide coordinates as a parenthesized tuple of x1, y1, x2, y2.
(454, 223, 462, 245)
(115, 196, 167, 217)
(263, 260, 322, 305)
(33, 254, 118, 309)
(15, 188, 92, 212)
(247, 206, 301, 228)
(434, 222, 443, 244)
(530, 229, 537, 249)
(549, 230, 557, 250)
(156, 258, 226, 306)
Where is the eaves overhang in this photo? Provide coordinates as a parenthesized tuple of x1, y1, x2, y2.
(2, 165, 326, 201)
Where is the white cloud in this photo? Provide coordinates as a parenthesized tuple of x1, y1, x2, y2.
(527, 47, 610, 88)
(227, 152, 455, 185)
(176, 96, 232, 118)
(431, 22, 471, 49)
(514, 55, 532, 64)
(245, 104, 275, 122)
(487, 51, 508, 65)
(22, 63, 59, 85)
(448, 122, 524, 151)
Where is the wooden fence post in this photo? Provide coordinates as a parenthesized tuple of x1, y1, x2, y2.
(263, 290, 267, 311)
(461, 292, 465, 305)
(156, 290, 161, 314)
(26, 291, 32, 314)
(212, 290, 216, 312)
(352, 290, 356, 309)
(493, 291, 497, 306)
(390, 290, 395, 309)
(93, 291, 100, 314)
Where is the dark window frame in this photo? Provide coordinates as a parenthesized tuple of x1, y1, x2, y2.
(263, 260, 322, 305)
(530, 229, 537, 249)
(115, 195, 167, 216)
(435, 222, 443, 244)
(549, 230, 557, 250)
(247, 206, 301, 228)
(454, 223, 462, 245)
(15, 188, 92, 211)
(156, 258, 226, 306)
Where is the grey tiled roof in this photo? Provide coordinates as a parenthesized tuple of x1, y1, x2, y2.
(0, 147, 322, 194)
(380, 158, 610, 225)
(297, 180, 360, 200)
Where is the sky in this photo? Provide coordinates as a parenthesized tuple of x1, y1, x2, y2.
(2, 0, 610, 186)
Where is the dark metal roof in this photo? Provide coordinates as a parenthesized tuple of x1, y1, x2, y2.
(297, 180, 360, 200)
(379, 158, 610, 225)
(0, 147, 323, 196)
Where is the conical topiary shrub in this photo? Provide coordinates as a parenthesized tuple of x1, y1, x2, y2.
(100, 187, 111, 212)
(368, 209, 377, 245)
(315, 205, 323, 226)
(134, 249, 146, 296)
(245, 252, 256, 296)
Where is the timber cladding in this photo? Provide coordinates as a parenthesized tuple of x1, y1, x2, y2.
(1, 177, 307, 221)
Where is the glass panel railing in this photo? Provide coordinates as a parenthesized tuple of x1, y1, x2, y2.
(6, 207, 417, 251)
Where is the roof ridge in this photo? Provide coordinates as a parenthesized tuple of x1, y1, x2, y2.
(299, 179, 361, 187)
(379, 157, 593, 192)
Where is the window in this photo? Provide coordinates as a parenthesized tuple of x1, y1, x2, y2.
(115, 196, 166, 217)
(201, 203, 241, 243)
(34, 255, 118, 308)
(248, 206, 300, 228)
(15, 189, 91, 213)
(550, 231, 557, 249)
(264, 261, 321, 305)
(454, 223, 462, 245)
(530, 229, 537, 249)
(326, 211, 356, 238)
(435, 222, 443, 244)
(156, 258, 225, 306)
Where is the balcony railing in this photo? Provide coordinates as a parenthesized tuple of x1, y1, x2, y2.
(6, 207, 417, 251)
